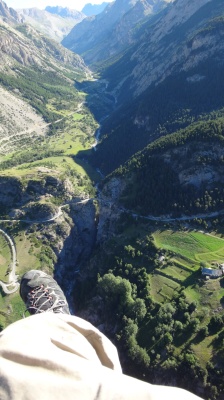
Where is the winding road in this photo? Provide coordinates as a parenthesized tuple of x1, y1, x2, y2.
(1, 195, 223, 295)
(0, 102, 85, 154)
(0, 229, 19, 294)
(0, 198, 90, 295)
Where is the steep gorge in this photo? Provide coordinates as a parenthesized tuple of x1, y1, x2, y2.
(1, 0, 224, 397)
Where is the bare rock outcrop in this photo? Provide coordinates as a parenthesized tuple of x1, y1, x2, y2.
(0, 0, 23, 24)
(97, 177, 126, 242)
(0, 177, 23, 207)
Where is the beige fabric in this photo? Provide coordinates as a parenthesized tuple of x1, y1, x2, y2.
(0, 313, 203, 400)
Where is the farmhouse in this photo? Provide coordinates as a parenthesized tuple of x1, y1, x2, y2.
(202, 268, 223, 278)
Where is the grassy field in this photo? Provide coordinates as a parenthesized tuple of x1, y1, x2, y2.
(160, 263, 190, 281)
(150, 229, 224, 307)
(136, 226, 224, 390)
(0, 223, 43, 328)
(154, 230, 224, 265)
(150, 273, 180, 302)
(0, 81, 101, 329)
(0, 233, 11, 282)
(73, 113, 85, 121)
(0, 77, 100, 183)
(0, 155, 99, 183)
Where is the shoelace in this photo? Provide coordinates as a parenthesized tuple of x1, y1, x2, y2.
(25, 285, 68, 315)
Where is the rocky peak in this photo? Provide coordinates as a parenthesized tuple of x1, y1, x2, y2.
(45, 6, 85, 20)
(0, 0, 23, 24)
(62, 0, 139, 52)
(18, 7, 85, 42)
(62, 0, 174, 64)
(81, 2, 109, 16)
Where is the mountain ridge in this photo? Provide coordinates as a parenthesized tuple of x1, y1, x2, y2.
(81, 2, 109, 16)
(17, 7, 85, 42)
(45, 5, 85, 19)
(0, 0, 23, 24)
(62, 0, 174, 65)
(1, 1, 224, 399)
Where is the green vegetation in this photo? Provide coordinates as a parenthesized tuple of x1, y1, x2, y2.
(0, 149, 64, 170)
(107, 117, 224, 216)
(2, 6, 224, 397)
(0, 60, 100, 194)
(154, 230, 224, 264)
(0, 32, 100, 331)
(0, 233, 11, 282)
(92, 59, 224, 175)
(75, 217, 224, 398)
(0, 66, 80, 123)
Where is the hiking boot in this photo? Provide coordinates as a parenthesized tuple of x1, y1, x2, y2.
(20, 270, 70, 315)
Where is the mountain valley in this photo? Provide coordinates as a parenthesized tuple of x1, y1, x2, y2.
(1, 0, 224, 398)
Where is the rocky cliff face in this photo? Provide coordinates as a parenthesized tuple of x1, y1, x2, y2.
(0, 1, 88, 72)
(54, 179, 129, 310)
(0, 175, 76, 211)
(45, 6, 85, 20)
(97, 177, 126, 242)
(62, 0, 173, 65)
(0, 0, 23, 24)
(0, 173, 100, 312)
(0, 19, 87, 72)
(148, 0, 211, 42)
(54, 199, 98, 309)
(105, 0, 221, 99)
(0, 177, 23, 208)
(164, 142, 224, 189)
(18, 7, 85, 42)
(129, 0, 219, 97)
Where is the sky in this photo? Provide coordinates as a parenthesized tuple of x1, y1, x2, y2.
(5, 0, 111, 11)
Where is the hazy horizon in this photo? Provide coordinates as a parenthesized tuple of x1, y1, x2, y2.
(5, 0, 112, 12)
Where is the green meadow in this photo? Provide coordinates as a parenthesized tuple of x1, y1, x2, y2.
(0, 233, 11, 282)
(151, 229, 224, 304)
(0, 77, 100, 329)
(154, 230, 224, 264)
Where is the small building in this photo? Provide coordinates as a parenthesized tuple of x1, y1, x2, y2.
(202, 268, 223, 279)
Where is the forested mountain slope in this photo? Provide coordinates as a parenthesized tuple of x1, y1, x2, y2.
(75, 5, 224, 396)
(90, 0, 224, 174)
(109, 118, 224, 216)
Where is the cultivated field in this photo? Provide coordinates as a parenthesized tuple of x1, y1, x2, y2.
(152, 229, 224, 304)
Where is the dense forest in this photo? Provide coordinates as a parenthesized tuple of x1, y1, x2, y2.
(105, 118, 224, 216)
